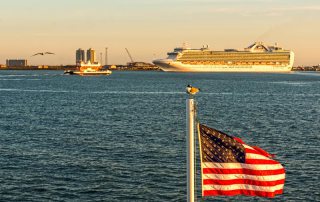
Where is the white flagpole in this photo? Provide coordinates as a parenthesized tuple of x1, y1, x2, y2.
(186, 98, 195, 202)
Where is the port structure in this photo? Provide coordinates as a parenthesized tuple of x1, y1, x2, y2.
(125, 48, 134, 63)
(105, 47, 108, 66)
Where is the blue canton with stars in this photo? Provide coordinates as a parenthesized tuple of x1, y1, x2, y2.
(199, 124, 245, 163)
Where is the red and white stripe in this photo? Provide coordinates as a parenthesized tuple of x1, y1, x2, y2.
(201, 144, 285, 198)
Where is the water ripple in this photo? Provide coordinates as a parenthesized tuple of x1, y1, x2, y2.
(0, 71, 319, 201)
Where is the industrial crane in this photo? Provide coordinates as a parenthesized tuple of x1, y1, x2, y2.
(125, 48, 134, 63)
(124, 48, 156, 70)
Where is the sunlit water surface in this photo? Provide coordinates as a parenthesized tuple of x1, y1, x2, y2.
(0, 71, 319, 201)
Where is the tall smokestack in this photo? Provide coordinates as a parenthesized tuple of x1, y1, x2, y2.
(105, 47, 108, 66)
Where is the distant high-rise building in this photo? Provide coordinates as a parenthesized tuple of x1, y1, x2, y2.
(87, 48, 96, 64)
(6, 59, 28, 67)
(76, 48, 85, 64)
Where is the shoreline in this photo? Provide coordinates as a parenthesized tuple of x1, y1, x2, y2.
(0, 67, 161, 71)
(0, 68, 318, 72)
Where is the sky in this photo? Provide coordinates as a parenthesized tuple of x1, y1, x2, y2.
(0, 0, 319, 66)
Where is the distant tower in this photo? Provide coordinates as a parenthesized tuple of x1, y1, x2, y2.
(100, 52, 103, 65)
(76, 48, 85, 64)
(105, 47, 108, 66)
(87, 48, 96, 64)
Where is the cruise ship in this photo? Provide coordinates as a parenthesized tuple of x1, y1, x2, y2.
(153, 42, 294, 72)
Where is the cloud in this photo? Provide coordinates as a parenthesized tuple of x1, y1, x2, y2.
(185, 0, 275, 2)
(272, 6, 320, 12)
(207, 5, 320, 16)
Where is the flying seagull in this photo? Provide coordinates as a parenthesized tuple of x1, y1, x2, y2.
(31, 52, 55, 56)
(186, 84, 200, 96)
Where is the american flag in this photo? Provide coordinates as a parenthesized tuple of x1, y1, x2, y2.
(198, 123, 285, 198)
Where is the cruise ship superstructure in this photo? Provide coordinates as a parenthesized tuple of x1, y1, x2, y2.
(153, 42, 294, 72)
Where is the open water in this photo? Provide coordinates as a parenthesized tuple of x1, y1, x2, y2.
(0, 70, 319, 201)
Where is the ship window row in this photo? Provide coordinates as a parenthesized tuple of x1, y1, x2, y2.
(182, 52, 290, 57)
(178, 57, 290, 61)
(180, 61, 289, 65)
(184, 57, 291, 60)
(182, 54, 290, 58)
(178, 59, 290, 63)
(179, 54, 289, 59)
(181, 53, 289, 57)
(180, 52, 289, 56)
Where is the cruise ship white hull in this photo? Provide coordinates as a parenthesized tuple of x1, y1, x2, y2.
(153, 42, 294, 72)
(153, 60, 293, 72)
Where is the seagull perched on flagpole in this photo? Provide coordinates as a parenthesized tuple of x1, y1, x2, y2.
(31, 52, 55, 56)
(186, 84, 200, 97)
